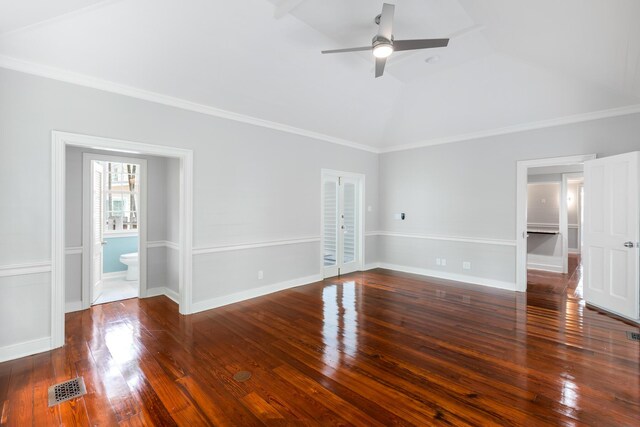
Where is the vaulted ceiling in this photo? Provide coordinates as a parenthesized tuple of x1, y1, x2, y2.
(1, 0, 639, 151)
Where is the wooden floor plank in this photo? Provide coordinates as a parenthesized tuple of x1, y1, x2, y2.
(1, 261, 639, 425)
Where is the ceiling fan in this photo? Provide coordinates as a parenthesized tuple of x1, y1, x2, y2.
(321, 3, 449, 78)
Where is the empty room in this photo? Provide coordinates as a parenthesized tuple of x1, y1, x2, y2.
(1, 1, 639, 425)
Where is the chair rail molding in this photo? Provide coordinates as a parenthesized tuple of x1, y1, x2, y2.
(192, 236, 321, 255)
(0, 261, 51, 278)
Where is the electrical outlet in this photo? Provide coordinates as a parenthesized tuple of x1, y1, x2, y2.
(436, 258, 441, 266)
(258, 270, 264, 280)
(463, 261, 471, 270)
(441, 259, 447, 267)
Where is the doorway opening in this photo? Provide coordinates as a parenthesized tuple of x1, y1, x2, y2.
(51, 131, 193, 350)
(87, 156, 144, 305)
(525, 166, 584, 297)
(321, 169, 365, 278)
(515, 154, 596, 292)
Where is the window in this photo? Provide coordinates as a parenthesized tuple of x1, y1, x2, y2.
(103, 161, 140, 233)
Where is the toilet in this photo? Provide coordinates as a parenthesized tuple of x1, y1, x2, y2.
(119, 252, 139, 281)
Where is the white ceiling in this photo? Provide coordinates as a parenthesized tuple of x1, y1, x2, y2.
(1, 0, 639, 150)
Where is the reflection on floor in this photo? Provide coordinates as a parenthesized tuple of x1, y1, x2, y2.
(526, 254, 582, 311)
(93, 276, 138, 305)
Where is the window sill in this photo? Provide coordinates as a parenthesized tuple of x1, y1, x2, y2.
(104, 231, 138, 238)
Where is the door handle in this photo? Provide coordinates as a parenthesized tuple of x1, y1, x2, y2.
(101, 241, 107, 245)
(623, 241, 636, 248)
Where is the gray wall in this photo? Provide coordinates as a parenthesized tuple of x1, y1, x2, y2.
(378, 112, 640, 286)
(0, 68, 378, 351)
(526, 182, 561, 261)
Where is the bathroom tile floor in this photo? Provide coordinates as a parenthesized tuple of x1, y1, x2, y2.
(93, 277, 139, 305)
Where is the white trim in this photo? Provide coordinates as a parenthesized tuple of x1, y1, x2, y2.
(527, 254, 564, 273)
(192, 236, 320, 255)
(380, 104, 640, 153)
(145, 286, 180, 304)
(147, 240, 180, 250)
(516, 154, 596, 292)
(560, 174, 569, 274)
(190, 274, 322, 314)
(0, 261, 51, 277)
(102, 271, 127, 280)
(65, 246, 83, 255)
(374, 231, 517, 247)
(527, 222, 580, 228)
(378, 262, 516, 291)
(2, 57, 640, 154)
(363, 262, 380, 271)
(65, 300, 84, 313)
(0, 55, 376, 154)
(104, 231, 138, 238)
(83, 153, 148, 307)
(0, 337, 51, 363)
(52, 131, 193, 352)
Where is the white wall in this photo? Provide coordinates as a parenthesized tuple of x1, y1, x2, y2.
(0, 68, 378, 358)
(378, 112, 640, 288)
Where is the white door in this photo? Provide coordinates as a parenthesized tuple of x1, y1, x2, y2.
(91, 161, 105, 303)
(322, 173, 362, 278)
(583, 152, 639, 320)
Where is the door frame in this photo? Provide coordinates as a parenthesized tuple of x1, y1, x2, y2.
(51, 131, 193, 349)
(83, 153, 148, 307)
(320, 169, 365, 278)
(562, 173, 584, 266)
(515, 154, 596, 292)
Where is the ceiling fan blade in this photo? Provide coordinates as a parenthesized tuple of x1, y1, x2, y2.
(321, 46, 372, 54)
(375, 56, 387, 78)
(393, 38, 449, 52)
(377, 3, 395, 40)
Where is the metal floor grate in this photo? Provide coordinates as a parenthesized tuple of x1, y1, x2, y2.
(233, 371, 252, 382)
(627, 331, 640, 342)
(48, 377, 87, 407)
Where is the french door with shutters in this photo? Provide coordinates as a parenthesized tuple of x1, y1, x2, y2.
(91, 161, 105, 303)
(322, 171, 363, 278)
(583, 152, 639, 321)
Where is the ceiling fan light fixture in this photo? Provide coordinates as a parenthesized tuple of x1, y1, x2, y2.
(373, 43, 393, 58)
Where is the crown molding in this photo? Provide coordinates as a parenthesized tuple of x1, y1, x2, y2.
(2, 55, 639, 155)
(0, 55, 379, 154)
(379, 104, 640, 153)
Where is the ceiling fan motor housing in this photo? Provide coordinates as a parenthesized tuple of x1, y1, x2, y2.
(372, 35, 393, 48)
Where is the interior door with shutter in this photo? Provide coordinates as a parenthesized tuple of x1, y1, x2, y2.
(583, 152, 639, 321)
(91, 161, 105, 303)
(322, 175, 340, 277)
(322, 172, 362, 278)
(339, 177, 360, 275)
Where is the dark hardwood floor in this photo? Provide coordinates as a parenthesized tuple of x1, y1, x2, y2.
(1, 266, 639, 426)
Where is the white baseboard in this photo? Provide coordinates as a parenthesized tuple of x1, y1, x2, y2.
(527, 254, 564, 273)
(377, 262, 516, 291)
(191, 274, 323, 314)
(363, 263, 380, 271)
(527, 263, 564, 273)
(65, 300, 84, 313)
(103, 271, 127, 279)
(145, 286, 180, 304)
(0, 336, 51, 363)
